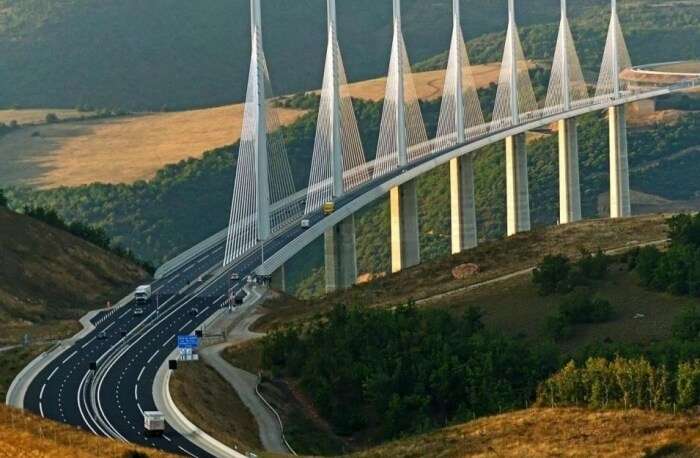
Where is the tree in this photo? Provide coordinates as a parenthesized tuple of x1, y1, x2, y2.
(0, 188, 7, 208)
(533, 255, 572, 295)
(45, 113, 59, 123)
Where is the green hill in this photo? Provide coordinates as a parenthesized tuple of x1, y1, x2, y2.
(0, 0, 568, 111)
(0, 205, 150, 344)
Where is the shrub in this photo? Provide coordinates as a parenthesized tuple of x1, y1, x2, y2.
(672, 306, 700, 341)
(545, 294, 614, 341)
(0, 189, 6, 208)
(538, 357, 674, 411)
(533, 255, 572, 295)
(45, 113, 59, 123)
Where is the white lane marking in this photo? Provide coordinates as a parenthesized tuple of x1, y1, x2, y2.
(81, 337, 96, 349)
(39, 402, 44, 418)
(178, 446, 198, 457)
(178, 320, 192, 332)
(213, 294, 225, 304)
(161, 336, 173, 348)
(147, 350, 159, 364)
(167, 274, 180, 284)
(47, 367, 59, 381)
(62, 351, 78, 364)
(182, 263, 195, 273)
(137, 366, 145, 382)
(163, 434, 172, 442)
(103, 321, 116, 332)
(40, 384, 46, 400)
(134, 384, 138, 401)
(213, 245, 223, 253)
(197, 254, 210, 263)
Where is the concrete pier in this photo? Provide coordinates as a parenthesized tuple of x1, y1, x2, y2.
(390, 180, 421, 273)
(324, 216, 358, 293)
(609, 105, 631, 218)
(558, 118, 582, 224)
(505, 133, 531, 236)
(270, 264, 286, 292)
(450, 155, 478, 253)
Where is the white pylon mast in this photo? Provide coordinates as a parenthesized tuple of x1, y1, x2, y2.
(611, 0, 620, 99)
(453, 0, 465, 143)
(328, 0, 344, 198)
(561, 0, 571, 111)
(508, 0, 519, 124)
(393, 0, 408, 166)
(251, 0, 270, 240)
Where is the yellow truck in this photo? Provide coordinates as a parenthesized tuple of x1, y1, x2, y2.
(323, 201, 336, 216)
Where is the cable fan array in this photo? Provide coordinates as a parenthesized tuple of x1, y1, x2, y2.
(224, 0, 640, 268)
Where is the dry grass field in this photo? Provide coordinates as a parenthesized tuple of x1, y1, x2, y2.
(0, 62, 510, 189)
(0, 109, 96, 126)
(0, 404, 177, 457)
(349, 407, 700, 458)
(0, 104, 305, 189)
(341, 62, 505, 102)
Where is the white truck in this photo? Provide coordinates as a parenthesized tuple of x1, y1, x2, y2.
(143, 411, 165, 437)
(134, 285, 152, 306)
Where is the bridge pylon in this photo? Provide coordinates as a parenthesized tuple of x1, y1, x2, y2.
(546, 0, 584, 224)
(375, 0, 424, 272)
(494, 0, 534, 236)
(223, 0, 300, 267)
(437, 0, 485, 254)
(309, 0, 366, 292)
(596, 0, 632, 218)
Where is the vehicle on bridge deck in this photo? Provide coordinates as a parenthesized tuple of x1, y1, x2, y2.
(133, 308, 144, 316)
(323, 201, 336, 216)
(301, 218, 311, 229)
(144, 411, 165, 437)
(134, 284, 152, 306)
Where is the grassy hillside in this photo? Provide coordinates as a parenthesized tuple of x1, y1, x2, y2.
(0, 206, 150, 343)
(0, 0, 564, 111)
(349, 407, 700, 458)
(0, 404, 177, 457)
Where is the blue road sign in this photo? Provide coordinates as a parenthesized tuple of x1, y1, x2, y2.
(177, 335, 199, 349)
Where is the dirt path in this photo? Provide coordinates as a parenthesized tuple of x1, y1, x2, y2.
(198, 305, 288, 454)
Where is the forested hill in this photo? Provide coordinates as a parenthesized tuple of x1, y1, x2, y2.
(0, 0, 569, 111)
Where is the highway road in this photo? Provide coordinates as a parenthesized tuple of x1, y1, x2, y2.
(21, 238, 257, 457)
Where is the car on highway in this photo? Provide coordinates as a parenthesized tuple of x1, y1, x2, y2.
(189, 307, 199, 317)
(133, 308, 144, 316)
(231, 272, 240, 281)
(97, 331, 108, 340)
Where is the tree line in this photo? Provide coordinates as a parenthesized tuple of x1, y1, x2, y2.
(262, 304, 559, 441)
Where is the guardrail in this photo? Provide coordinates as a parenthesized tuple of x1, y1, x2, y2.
(254, 376, 297, 456)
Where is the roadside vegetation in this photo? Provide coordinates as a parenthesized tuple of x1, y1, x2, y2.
(170, 363, 262, 454)
(0, 404, 176, 457)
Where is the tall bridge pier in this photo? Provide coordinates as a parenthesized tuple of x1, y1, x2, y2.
(505, 133, 531, 236)
(325, 216, 358, 292)
(558, 118, 582, 224)
(450, 155, 478, 253)
(390, 181, 421, 273)
(609, 105, 631, 218)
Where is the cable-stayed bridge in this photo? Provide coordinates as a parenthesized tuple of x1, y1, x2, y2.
(222, 0, 700, 292)
(11, 1, 700, 458)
